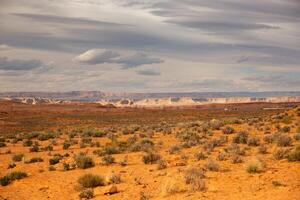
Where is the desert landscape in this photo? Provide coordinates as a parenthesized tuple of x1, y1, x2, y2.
(1, 0, 300, 199)
(0, 98, 299, 200)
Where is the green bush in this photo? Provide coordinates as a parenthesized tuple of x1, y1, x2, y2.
(79, 189, 94, 199)
(288, 145, 300, 162)
(78, 174, 105, 188)
(12, 154, 24, 162)
(102, 155, 115, 165)
(26, 157, 43, 163)
(142, 152, 161, 164)
(75, 154, 95, 169)
(49, 155, 62, 165)
(232, 131, 248, 144)
(0, 171, 28, 186)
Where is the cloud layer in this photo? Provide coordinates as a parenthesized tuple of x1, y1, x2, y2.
(0, 0, 299, 92)
(74, 49, 163, 68)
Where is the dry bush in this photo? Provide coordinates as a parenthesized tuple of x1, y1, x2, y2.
(273, 148, 290, 160)
(277, 135, 292, 147)
(222, 126, 235, 134)
(168, 144, 181, 154)
(293, 133, 300, 141)
(247, 137, 260, 146)
(157, 159, 167, 170)
(78, 174, 105, 188)
(288, 145, 300, 162)
(246, 158, 265, 173)
(194, 151, 207, 161)
(12, 154, 24, 162)
(161, 178, 182, 196)
(258, 144, 267, 154)
(0, 171, 28, 186)
(79, 189, 94, 199)
(231, 154, 243, 164)
(184, 166, 206, 191)
(232, 131, 249, 144)
(107, 172, 121, 184)
(75, 154, 95, 169)
(142, 152, 161, 164)
(205, 159, 219, 171)
(102, 155, 115, 165)
(217, 152, 227, 161)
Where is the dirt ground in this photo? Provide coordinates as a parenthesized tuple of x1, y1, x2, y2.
(0, 101, 299, 200)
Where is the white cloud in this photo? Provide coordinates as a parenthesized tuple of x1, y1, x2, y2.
(74, 49, 163, 68)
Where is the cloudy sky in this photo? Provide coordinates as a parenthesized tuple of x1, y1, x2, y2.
(0, 0, 299, 92)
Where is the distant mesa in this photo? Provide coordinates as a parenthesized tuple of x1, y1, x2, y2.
(0, 91, 300, 107)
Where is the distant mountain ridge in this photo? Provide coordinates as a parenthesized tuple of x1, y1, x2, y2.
(1, 91, 300, 101)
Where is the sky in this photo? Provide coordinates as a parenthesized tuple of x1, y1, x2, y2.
(0, 0, 299, 92)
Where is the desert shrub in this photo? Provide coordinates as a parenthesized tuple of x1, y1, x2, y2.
(176, 131, 201, 146)
(107, 172, 121, 184)
(273, 148, 290, 160)
(280, 126, 290, 133)
(119, 156, 128, 167)
(23, 140, 33, 147)
(205, 159, 219, 171)
(157, 159, 167, 170)
(247, 137, 260, 146)
(8, 163, 16, 169)
(184, 166, 205, 191)
(169, 145, 181, 154)
(38, 132, 57, 141)
(102, 155, 115, 165)
(222, 126, 234, 134)
(63, 140, 72, 150)
(100, 145, 119, 156)
(217, 152, 227, 161)
(184, 166, 205, 184)
(49, 155, 62, 165)
(75, 154, 95, 169)
(232, 131, 248, 144)
(78, 174, 105, 188)
(280, 116, 292, 124)
(224, 144, 245, 156)
(29, 144, 40, 152)
(12, 153, 24, 162)
(41, 145, 53, 151)
(231, 154, 242, 163)
(79, 189, 94, 199)
(0, 141, 6, 147)
(246, 158, 264, 173)
(264, 135, 275, 144)
(293, 133, 300, 141)
(277, 135, 292, 147)
(287, 145, 300, 162)
(209, 119, 223, 130)
(93, 131, 106, 138)
(258, 145, 267, 154)
(0, 171, 28, 186)
(194, 151, 206, 161)
(142, 152, 161, 164)
(26, 157, 43, 163)
(48, 166, 56, 171)
(161, 179, 182, 196)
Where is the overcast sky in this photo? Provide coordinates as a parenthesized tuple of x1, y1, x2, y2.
(0, 0, 299, 92)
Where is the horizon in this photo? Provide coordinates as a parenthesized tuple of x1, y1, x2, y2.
(0, 0, 300, 92)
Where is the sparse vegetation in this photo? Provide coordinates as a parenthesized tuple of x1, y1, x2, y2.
(75, 154, 95, 169)
(78, 174, 105, 188)
(0, 171, 28, 186)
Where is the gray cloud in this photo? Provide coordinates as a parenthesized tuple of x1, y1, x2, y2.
(13, 13, 128, 27)
(0, 57, 43, 70)
(74, 49, 163, 68)
(136, 69, 161, 76)
(166, 20, 279, 32)
(243, 75, 300, 88)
